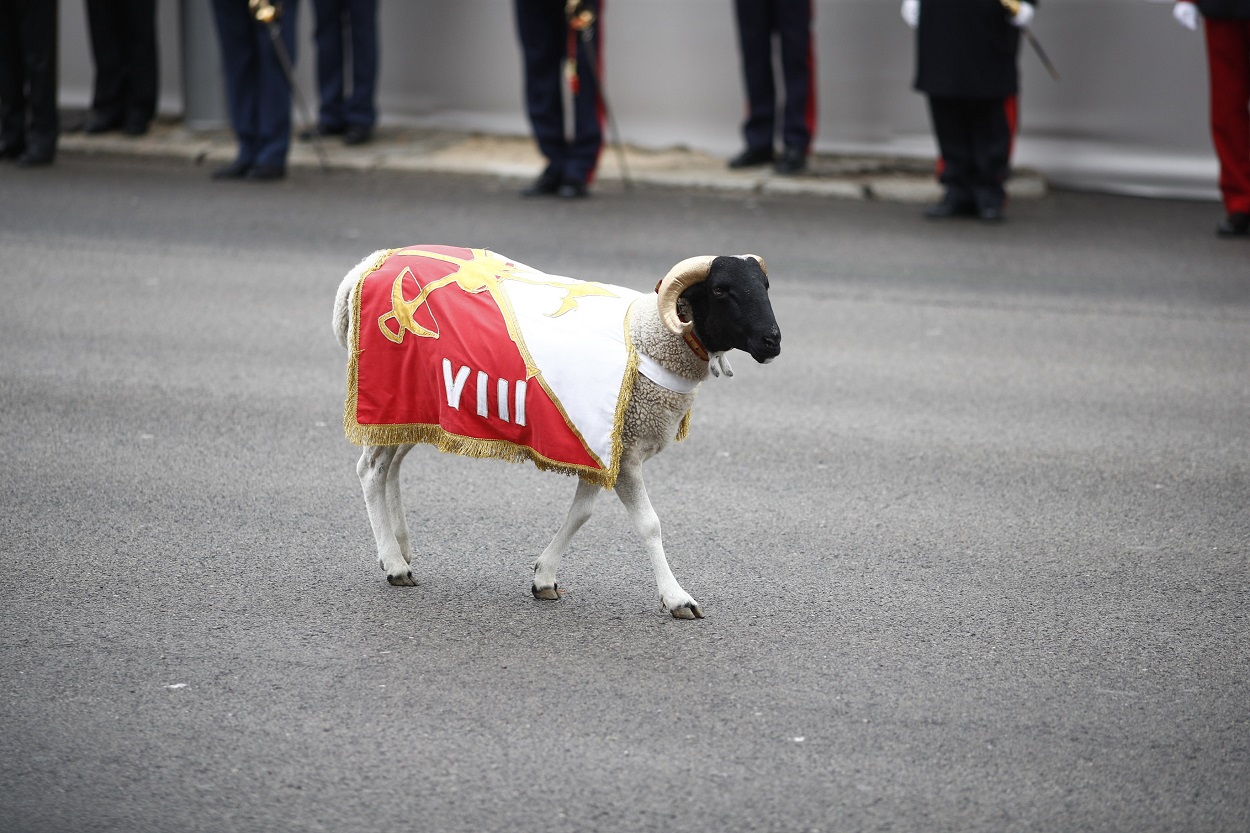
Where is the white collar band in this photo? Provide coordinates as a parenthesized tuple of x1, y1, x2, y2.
(636, 351, 702, 394)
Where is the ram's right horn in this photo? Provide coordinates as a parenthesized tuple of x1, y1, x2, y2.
(656, 255, 715, 336)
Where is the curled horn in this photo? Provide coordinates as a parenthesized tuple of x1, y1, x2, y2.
(656, 255, 716, 336)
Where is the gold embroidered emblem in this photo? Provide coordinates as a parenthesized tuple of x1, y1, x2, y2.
(377, 249, 619, 378)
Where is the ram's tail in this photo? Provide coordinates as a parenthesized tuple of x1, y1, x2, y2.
(333, 250, 388, 349)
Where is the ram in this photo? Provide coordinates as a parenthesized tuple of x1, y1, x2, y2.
(332, 246, 780, 618)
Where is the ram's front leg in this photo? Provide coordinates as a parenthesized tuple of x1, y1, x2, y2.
(613, 463, 704, 619)
(357, 445, 417, 586)
(532, 477, 599, 600)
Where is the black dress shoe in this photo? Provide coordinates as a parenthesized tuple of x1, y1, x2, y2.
(522, 169, 562, 197)
(728, 146, 774, 169)
(123, 116, 150, 136)
(84, 112, 123, 134)
(245, 165, 286, 181)
(1216, 212, 1249, 237)
(299, 124, 345, 141)
(16, 146, 54, 167)
(558, 179, 589, 198)
(977, 204, 1005, 223)
(924, 192, 977, 219)
(773, 147, 806, 175)
(0, 137, 24, 160)
(211, 160, 251, 180)
(343, 125, 373, 146)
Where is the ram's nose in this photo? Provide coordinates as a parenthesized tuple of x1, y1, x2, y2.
(752, 328, 781, 363)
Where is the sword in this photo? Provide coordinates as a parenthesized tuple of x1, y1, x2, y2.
(566, 1, 633, 190)
(1000, 0, 1061, 82)
(249, 0, 331, 172)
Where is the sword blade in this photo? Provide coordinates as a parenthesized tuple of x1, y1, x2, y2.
(578, 30, 632, 190)
(263, 22, 331, 171)
(1026, 29, 1061, 82)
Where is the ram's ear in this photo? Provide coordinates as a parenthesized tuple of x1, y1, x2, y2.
(677, 279, 709, 324)
(680, 279, 709, 304)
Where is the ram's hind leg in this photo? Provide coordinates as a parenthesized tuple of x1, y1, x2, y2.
(532, 477, 599, 601)
(386, 444, 415, 565)
(357, 444, 417, 586)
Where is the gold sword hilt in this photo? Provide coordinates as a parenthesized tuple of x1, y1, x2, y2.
(249, 0, 278, 24)
(565, 0, 595, 32)
(1003, 0, 1061, 80)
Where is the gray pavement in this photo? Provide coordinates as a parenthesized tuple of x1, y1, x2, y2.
(0, 149, 1247, 833)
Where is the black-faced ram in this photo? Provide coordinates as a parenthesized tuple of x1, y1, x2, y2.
(332, 246, 780, 618)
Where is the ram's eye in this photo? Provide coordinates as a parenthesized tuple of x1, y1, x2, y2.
(712, 286, 728, 298)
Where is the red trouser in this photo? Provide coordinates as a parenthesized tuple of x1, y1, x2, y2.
(1205, 18, 1250, 215)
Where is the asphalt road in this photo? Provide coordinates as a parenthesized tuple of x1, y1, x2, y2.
(2, 156, 1247, 833)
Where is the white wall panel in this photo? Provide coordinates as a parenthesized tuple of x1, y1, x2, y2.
(53, 0, 1220, 198)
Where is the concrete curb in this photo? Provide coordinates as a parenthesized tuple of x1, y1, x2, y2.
(57, 120, 1048, 204)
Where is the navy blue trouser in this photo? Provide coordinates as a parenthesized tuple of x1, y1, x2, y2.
(514, 0, 603, 184)
(312, 0, 378, 131)
(927, 95, 1013, 210)
(734, 0, 815, 155)
(210, 0, 300, 169)
(85, 0, 159, 125)
(0, 0, 59, 151)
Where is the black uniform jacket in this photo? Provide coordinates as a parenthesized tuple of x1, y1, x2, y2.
(914, 0, 1039, 99)
(1197, 0, 1250, 19)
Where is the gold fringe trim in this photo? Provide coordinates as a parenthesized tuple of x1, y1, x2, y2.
(605, 307, 642, 489)
(675, 409, 692, 442)
(342, 248, 396, 452)
(343, 420, 618, 489)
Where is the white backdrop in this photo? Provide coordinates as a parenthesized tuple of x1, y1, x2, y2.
(56, 0, 1219, 199)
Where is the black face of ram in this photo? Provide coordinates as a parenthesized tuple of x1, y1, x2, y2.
(684, 256, 781, 363)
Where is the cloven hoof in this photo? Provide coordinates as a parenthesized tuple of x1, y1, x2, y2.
(531, 583, 560, 601)
(670, 603, 704, 620)
(386, 570, 417, 587)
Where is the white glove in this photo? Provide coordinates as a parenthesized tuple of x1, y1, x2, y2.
(1011, 1, 1035, 29)
(1173, 1, 1199, 31)
(901, 0, 919, 29)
